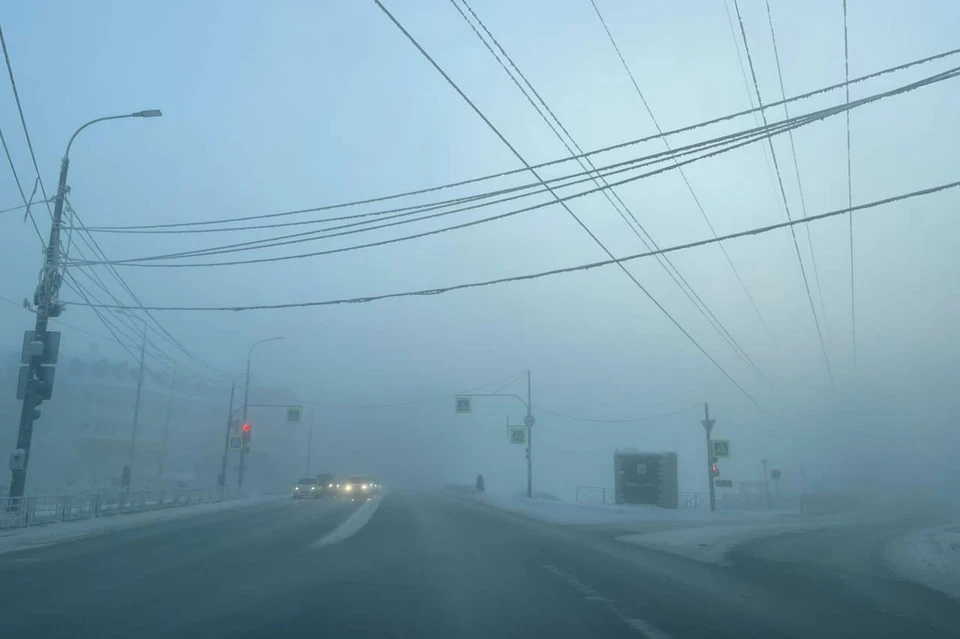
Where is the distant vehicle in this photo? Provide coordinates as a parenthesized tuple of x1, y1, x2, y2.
(317, 473, 336, 496)
(292, 476, 322, 499)
(337, 475, 380, 500)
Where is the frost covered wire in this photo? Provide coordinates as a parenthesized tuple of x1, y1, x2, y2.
(67, 45, 960, 233)
(69, 116, 801, 264)
(591, 0, 778, 355)
(62, 178, 960, 314)
(764, 0, 830, 346)
(65, 63, 960, 270)
(733, 0, 835, 393)
(454, 0, 769, 387)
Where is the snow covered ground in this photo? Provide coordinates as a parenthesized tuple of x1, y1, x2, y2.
(885, 523, 960, 600)
(0, 494, 285, 555)
(460, 489, 863, 565)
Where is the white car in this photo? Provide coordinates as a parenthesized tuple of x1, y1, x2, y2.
(293, 476, 322, 499)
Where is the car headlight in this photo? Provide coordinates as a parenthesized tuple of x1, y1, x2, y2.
(361, 484, 368, 491)
(344, 484, 352, 492)
(294, 486, 299, 490)
(310, 486, 316, 490)
(328, 484, 333, 488)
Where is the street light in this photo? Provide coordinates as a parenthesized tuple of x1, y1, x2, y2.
(238, 336, 283, 487)
(8, 110, 162, 500)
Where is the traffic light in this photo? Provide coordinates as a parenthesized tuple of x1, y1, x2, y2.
(711, 463, 720, 477)
(241, 423, 252, 442)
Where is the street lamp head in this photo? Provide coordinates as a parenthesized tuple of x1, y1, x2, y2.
(132, 109, 163, 118)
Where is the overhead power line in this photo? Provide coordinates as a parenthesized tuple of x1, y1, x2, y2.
(70, 114, 808, 263)
(450, 0, 769, 386)
(66, 45, 960, 233)
(589, 0, 779, 354)
(65, 65, 960, 271)
(763, 0, 830, 347)
(533, 402, 700, 424)
(733, 0, 835, 393)
(61, 180, 959, 322)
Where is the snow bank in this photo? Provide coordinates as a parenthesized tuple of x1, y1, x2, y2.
(313, 494, 384, 548)
(0, 494, 285, 555)
(884, 523, 960, 600)
(459, 489, 863, 566)
(467, 490, 795, 526)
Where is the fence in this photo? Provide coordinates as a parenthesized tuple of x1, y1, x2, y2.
(0, 487, 245, 530)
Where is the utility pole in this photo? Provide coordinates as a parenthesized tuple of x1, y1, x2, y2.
(7, 155, 69, 501)
(7, 110, 161, 500)
(305, 408, 314, 475)
(525, 370, 534, 499)
(126, 323, 148, 492)
(158, 375, 176, 478)
(702, 403, 716, 512)
(218, 381, 236, 489)
(761, 458, 771, 509)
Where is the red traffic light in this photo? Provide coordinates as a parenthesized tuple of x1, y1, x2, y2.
(711, 464, 720, 477)
(242, 423, 251, 433)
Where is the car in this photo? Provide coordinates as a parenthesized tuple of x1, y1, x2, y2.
(337, 475, 380, 501)
(292, 476, 323, 499)
(316, 473, 336, 496)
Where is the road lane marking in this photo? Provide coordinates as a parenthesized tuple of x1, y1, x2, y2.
(313, 495, 384, 548)
(543, 564, 672, 639)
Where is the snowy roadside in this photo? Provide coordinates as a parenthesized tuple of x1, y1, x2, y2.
(0, 494, 287, 555)
(884, 523, 960, 600)
(452, 488, 863, 566)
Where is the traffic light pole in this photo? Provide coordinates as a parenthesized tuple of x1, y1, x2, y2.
(701, 403, 716, 513)
(8, 153, 69, 500)
(218, 381, 236, 489)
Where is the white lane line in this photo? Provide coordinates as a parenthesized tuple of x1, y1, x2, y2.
(543, 564, 672, 639)
(313, 495, 384, 548)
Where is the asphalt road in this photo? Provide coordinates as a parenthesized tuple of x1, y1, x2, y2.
(0, 492, 957, 638)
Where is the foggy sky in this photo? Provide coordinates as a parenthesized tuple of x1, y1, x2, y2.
(2, 0, 959, 497)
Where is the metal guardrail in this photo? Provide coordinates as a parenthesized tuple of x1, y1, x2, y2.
(0, 487, 245, 530)
(575, 486, 609, 504)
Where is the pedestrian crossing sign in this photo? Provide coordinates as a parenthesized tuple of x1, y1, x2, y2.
(712, 440, 731, 458)
(286, 407, 302, 423)
(509, 426, 527, 445)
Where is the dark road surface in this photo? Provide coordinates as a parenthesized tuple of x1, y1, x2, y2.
(0, 491, 957, 638)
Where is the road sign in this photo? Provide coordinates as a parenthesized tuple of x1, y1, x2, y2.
(286, 407, 302, 423)
(770, 469, 782, 481)
(229, 436, 243, 449)
(508, 426, 527, 445)
(712, 439, 731, 458)
(523, 414, 536, 427)
(455, 397, 472, 414)
(714, 479, 733, 488)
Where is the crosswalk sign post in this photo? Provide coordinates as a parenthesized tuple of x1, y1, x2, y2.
(712, 439, 731, 458)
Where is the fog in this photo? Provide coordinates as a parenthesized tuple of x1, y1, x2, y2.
(2, 0, 959, 506)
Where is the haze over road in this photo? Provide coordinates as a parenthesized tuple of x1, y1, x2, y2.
(1, 492, 956, 638)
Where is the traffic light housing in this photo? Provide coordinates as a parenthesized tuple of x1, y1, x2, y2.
(241, 423, 252, 442)
(711, 463, 720, 477)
